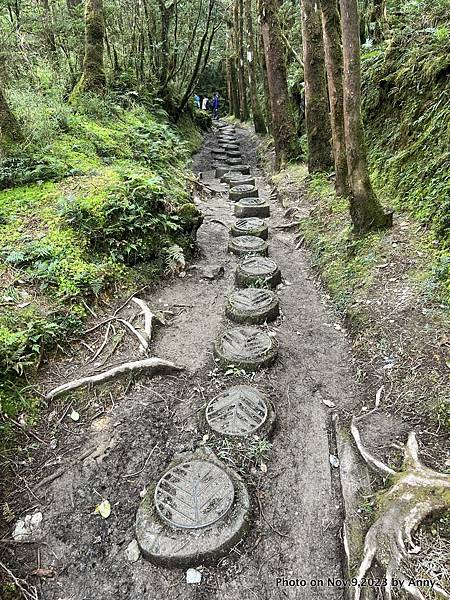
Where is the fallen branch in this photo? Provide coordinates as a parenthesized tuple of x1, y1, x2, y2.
(274, 221, 302, 230)
(45, 358, 183, 400)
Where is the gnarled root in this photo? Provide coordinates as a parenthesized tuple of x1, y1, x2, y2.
(46, 358, 183, 399)
(352, 418, 450, 600)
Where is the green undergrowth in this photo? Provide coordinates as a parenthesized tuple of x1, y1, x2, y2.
(272, 165, 449, 315)
(362, 3, 450, 249)
(0, 92, 203, 430)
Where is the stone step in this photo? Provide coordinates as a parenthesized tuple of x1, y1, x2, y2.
(214, 326, 278, 371)
(235, 197, 270, 218)
(229, 185, 259, 202)
(136, 449, 250, 567)
(225, 287, 280, 324)
(230, 217, 268, 239)
(228, 235, 268, 257)
(235, 256, 282, 288)
(205, 385, 276, 437)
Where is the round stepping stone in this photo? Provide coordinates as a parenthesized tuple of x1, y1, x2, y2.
(214, 327, 278, 371)
(227, 157, 243, 166)
(136, 450, 250, 567)
(206, 385, 272, 436)
(229, 176, 256, 188)
(218, 136, 236, 143)
(212, 148, 226, 156)
(221, 172, 255, 186)
(235, 197, 270, 218)
(228, 235, 268, 256)
(223, 144, 240, 151)
(229, 185, 258, 202)
(155, 460, 234, 529)
(235, 256, 282, 288)
(215, 165, 251, 179)
(226, 150, 242, 159)
(230, 217, 268, 239)
(225, 288, 279, 324)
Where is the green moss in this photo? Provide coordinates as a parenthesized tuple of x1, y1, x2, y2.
(362, 11, 450, 248)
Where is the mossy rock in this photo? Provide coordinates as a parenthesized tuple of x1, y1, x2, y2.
(229, 185, 258, 202)
(225, 288, 280, 324)
(230, 218, 268, 239)
(235, 256, 282, 288)
(228, 235, 268, 257)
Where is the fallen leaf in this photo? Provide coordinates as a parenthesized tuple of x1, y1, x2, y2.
(260, 462, 268, 473)
(95, 499, 111, 519)
(375, 385, 384, 408)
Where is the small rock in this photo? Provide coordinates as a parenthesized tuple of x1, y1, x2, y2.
(329, 455, 340, 468)
(125, 539, 141, 563)
(186, 568, 202, 584)
(13, 511, 43, 541)
(199, 265, 225, 280)
(322, 398, 336, 408)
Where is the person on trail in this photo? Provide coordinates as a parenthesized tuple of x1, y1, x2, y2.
(212, 92, 220, 120)
(202, 96, 209, 110)
(194, 93, 200, 109)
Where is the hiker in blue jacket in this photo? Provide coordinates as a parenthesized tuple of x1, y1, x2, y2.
(212, 92, 220, 120)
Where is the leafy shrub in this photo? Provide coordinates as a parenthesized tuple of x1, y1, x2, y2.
(0, 154, 67, 190)
(362, 8, 450, 247)
(59, 174, 200, 265)
(193, 109, 212, 131)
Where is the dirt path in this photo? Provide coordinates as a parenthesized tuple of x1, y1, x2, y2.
(20, 123, 365, 600)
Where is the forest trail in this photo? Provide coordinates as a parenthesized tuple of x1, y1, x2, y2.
(26, 122, 363, 600)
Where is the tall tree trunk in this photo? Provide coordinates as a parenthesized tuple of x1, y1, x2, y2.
(0, 83, 23, 155)
(300, 0, 333, 172)
(339, 0, 392, 233)
(245, 0, 266, 133)
(259, 0, 298, 168)
(321, 0, 349, 196)
(235, 0, 249, 121)
(72, 0, 106, 95)
(258, 24, 272, 133)
(40, 0, 58, 56)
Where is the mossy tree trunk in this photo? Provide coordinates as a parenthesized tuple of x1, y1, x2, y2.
(321, 0, 350, 196)
(339, 0, 392, 233)
(259, 0, 298, 168)
(0, 83, 23, 155)
(300, 0, 333, 173)
(245, 0, 266, 133)
(236, 0, 250, 121)
(258, 23, 272, 133)
(74, 0, 107, 95)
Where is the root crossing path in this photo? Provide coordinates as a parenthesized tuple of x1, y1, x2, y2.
(34, 123, 362, 600)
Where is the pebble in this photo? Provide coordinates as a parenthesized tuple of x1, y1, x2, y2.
(186, 568, 202, 584)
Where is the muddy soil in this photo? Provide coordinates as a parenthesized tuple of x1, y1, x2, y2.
(3, 124, 366, 600)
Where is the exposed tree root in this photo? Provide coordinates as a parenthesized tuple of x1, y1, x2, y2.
(45, 358, 183, 399)
(352, 417, 450, 600)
